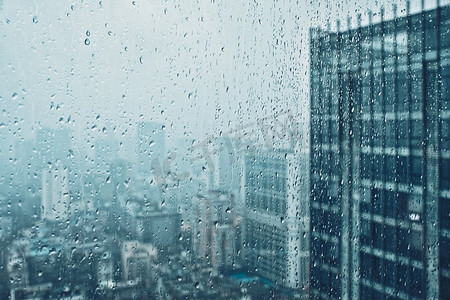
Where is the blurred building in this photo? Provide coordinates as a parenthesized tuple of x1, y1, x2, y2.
(13, 139, 35, 190)
(94, 135, 120, 170)
(0, 199, 12, 240)
(133, 209, 181, 251)
(7, 236, 85, 299)
(210, 137, 246, 223)
(41, 162, 70, 222)
(211, 137, 243, 190)
(121, 241, 157, 286)
(136, 122, 165, 175)
(193, 190, 237, 274)
(310, 4, 449, 299)
(243, 149, 309, 290)
(35, 127, 73, 170)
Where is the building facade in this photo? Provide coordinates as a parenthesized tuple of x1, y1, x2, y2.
(41, 162, 70, 222)
(243, 149, 309, 290)
(193, 190, 236, 273)
(310, 4, 449, 299)
(136, 122, 165, 175)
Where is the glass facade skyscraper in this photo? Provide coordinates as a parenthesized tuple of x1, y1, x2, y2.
(310, 4, 449, 299)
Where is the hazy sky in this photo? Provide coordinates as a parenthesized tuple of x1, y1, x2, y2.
(0, 0, 446, 164)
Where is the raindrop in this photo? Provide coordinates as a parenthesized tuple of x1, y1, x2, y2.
(139, 56, 144, 64)
(32, 16, 38, 24)
(86, 30, 90, 36)
(84, 38, 90, 45)
(11, 92, 18, 100)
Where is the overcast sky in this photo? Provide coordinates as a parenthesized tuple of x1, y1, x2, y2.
(0, 0, 446, 165)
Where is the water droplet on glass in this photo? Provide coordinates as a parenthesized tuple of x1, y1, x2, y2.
(32, 16, 38, 23)
(84, 38, 90, 45)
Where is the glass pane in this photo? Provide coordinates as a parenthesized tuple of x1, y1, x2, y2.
(1, 1, 448, 299)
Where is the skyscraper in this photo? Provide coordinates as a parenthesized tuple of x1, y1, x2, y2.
(193, 190, 236, 274)
(310, 4, 449, 299)
(211, 137, 243, 190)
(243, 148, 309, 290)
(36, 127, 73, 170)
(136, 122, 165, 175)
(41, 162, 70, 222)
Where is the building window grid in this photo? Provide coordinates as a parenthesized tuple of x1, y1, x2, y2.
(310, 5, 448, 299)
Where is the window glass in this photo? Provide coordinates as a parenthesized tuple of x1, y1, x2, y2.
(1, 1, 448, 299)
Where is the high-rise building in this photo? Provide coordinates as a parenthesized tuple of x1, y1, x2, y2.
(121, 241, 157, 287)
(136, 122, 165, 175)
(0, 195, 12, 240)
(310, 4, 449, 299)
(193, 190, 236, 274)
(36, 127, 73, 169)
(210, 137, 243, 190)
(41, 162, 70, 222)
(134, 210, 181, 251)
(243, 149, 309, 290)
(94, 136, 119, 171)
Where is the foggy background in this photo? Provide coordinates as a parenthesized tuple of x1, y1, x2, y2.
(0, 0, 445, 168)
